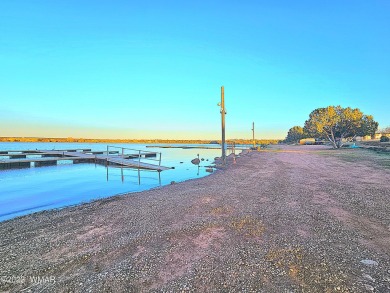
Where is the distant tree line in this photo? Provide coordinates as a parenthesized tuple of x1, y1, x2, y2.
(0, 137, 279, 145)
(378, 126, 390, 134)
(284, 105, 379, 148)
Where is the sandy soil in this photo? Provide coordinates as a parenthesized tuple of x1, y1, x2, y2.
(0, 145, 389, 292)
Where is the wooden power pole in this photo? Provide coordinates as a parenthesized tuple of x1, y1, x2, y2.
(252, 122, 255, 148)
(220, 86, 226, 164)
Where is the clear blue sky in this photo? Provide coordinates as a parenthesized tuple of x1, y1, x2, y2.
(1, 0, 389, 139)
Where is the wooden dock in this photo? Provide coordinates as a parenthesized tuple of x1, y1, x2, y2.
(0, 147, 172, 171)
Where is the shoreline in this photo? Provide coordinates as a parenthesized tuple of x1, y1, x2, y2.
(1, 148, 239, 224)
(1, 145, 389, 292)
(0, 145, 229, 223)
(0, 162, 225, 225)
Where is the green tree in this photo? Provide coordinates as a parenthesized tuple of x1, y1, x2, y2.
(303, 106, 378, 148)
(285, 126, 305, 143)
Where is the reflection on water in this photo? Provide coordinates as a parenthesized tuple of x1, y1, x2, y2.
(0, 143, 225, 222)
(106, 166, 162, 186)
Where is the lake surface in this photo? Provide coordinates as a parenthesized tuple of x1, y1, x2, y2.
(0, 142, 229, 222)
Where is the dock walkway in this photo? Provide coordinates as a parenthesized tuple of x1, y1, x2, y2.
(0, 147, 172, 171)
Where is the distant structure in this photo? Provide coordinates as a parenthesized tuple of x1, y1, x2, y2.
(299, 138, 316, 145)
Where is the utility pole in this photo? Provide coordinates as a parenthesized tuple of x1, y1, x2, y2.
(252, 122, 255, 148)
(219, 86, 226, 164)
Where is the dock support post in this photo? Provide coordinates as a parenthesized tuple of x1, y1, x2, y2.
(106, 146, 109, 166)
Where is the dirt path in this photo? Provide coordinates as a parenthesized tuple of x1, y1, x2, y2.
(1, 145, 389, 292)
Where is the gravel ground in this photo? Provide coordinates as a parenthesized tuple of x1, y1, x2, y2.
(0, 145, 389, 292)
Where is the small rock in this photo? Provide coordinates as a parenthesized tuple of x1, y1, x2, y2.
(191, 158, 200, 165)
(364, 284, 374, 291)
(205, 168, 213, 173)
(363, 274, 376, 283)
(360, 259, 378, 266)
(170, 181, 176, 185)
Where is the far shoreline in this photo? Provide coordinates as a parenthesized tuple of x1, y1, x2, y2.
(0, 137, 280, 145)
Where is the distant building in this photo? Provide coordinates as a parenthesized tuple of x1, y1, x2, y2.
(299, 138, 315, 145)
(374, 133, 390, 139)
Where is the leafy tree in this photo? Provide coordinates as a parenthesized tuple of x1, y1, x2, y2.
(285, 126, 305, 143)
(359, 115, 379, 138)
(303, 106, 378, 148)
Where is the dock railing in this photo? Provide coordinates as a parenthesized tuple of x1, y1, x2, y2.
(107, 146, 162, 168)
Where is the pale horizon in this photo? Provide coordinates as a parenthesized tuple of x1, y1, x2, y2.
(1, 117, 286, 140)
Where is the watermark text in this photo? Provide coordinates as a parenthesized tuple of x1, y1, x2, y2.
(0, 275, 56, 285)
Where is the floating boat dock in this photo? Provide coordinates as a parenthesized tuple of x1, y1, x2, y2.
(0, 146, 172, 171)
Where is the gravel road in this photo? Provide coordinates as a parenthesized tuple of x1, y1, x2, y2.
(0, 145, 389, 292)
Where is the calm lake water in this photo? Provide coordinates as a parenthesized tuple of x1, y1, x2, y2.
(0, 142, 228, 222)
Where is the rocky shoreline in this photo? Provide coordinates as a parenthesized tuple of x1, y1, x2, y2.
(0, 145, 389, 292)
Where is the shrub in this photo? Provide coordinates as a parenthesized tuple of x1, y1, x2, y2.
(380, 135, 390, 142)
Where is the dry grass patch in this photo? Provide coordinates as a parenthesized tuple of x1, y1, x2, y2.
(265, 247, 351, 292)
(230, 215, 265, 237)
(210, 206, 233, 216)
(266, 247, 303, 271)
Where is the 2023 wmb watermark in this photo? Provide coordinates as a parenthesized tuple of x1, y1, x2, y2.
(1, 275, 56, 285)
